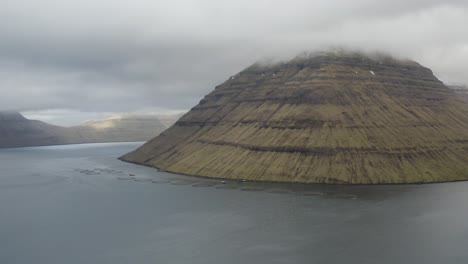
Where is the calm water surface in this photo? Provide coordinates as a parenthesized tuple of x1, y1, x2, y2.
(1, 142, 468, 264)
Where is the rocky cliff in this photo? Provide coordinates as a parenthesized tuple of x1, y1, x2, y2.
(121, 52, 468, 184)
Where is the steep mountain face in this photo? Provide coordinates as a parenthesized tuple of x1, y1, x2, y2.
(0, 113, 167, 148)
(121, 52, 468, 184)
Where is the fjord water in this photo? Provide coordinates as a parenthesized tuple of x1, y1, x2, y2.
(1, 143, 468, 264)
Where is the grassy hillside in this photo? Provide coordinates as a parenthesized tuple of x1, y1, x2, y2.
(121, 52, 468, 184)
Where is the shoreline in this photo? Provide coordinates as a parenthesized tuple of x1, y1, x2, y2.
(0, 141, 145, 150)
(118, 157, 468, 186)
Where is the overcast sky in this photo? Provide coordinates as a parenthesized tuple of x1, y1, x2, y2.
(1, 0, 467, 125)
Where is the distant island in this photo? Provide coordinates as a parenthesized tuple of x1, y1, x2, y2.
(0, 112, 180, 148)
(121, 51, 468, 184)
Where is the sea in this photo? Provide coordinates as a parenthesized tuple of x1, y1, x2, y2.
(1, 142, 467, 264)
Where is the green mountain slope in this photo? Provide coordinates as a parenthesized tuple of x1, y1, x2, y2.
(121, 52, 468, 184)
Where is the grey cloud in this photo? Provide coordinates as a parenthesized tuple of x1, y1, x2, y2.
(1, 0, 467, 124)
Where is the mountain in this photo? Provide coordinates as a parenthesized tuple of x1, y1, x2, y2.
(0, 113, 167, 148)
(0, 112, 80, 148)
(120, 52, 468, 184)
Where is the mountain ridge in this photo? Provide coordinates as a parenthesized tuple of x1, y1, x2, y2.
(0, 113, 169, 148)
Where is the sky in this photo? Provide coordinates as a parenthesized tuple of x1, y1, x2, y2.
(1, 0, 468, 125)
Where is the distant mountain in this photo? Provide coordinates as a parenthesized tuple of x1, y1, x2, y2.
(121, 52, 468, 184)
(0, 112, 28, 121)
(74, 114, 167, 143)
(0, 112, 80, 148)
(448, 85, 468, 103)
(0, 112, 167, 148)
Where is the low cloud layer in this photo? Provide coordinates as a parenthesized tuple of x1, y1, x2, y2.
(1, 0, 468, 124)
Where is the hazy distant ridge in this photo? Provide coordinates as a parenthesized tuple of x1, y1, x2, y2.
(448, 85, 468, 103)
(0, 113, 174, 148)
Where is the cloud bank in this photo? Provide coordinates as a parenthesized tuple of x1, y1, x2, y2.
(1, 0, 467, 124)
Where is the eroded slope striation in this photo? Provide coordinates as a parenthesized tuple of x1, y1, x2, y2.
(121, 53, 468, 184)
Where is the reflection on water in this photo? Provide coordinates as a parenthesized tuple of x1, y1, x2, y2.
(1, 142, 467, 264)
